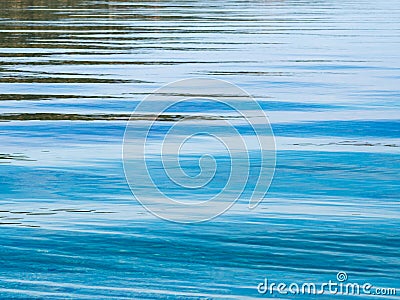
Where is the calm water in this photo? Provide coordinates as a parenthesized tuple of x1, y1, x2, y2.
(0, 0, 399, 298)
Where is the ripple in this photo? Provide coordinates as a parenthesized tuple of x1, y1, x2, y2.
(0, 153, 34, 162)
(0, 112, 236, 121)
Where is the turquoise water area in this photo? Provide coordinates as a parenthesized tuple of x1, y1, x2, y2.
(0, 0, 399, 298)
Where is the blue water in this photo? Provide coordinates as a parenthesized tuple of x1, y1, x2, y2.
(1, 0, 399, 298)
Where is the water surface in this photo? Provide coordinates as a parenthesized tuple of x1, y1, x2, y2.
(0, 0, 399, 298)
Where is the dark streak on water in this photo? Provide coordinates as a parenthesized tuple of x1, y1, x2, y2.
(0, 112, 233, 121)
(0, 0, 399, 299)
